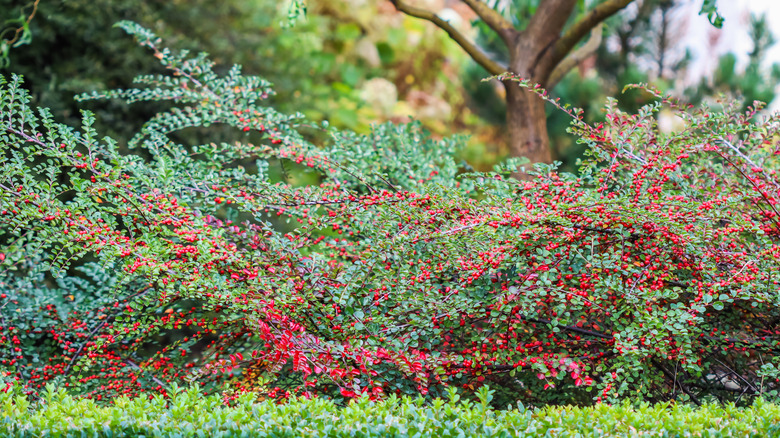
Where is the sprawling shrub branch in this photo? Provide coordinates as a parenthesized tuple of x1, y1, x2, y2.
(2, 22, 780, 406)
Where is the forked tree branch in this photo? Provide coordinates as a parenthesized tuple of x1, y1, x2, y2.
(389, 0, 507, 75)
(461, 0, 518, 48)
(551, 0, 635, 70)
(526, 0, 578, 44)
(547, 23, 603, 88)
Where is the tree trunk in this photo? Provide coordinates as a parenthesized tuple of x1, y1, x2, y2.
(501, 0, 577, 177)
(503, 79, 552, 175)
(390, 0, 636, 179)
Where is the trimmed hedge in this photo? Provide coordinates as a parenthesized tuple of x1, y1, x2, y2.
(2, 385, 780, 437)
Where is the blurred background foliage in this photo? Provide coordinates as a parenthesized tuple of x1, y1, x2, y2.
(0, 0, 502, 167)
(2, 0, 779, 173)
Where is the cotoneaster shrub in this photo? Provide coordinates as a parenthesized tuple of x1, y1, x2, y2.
(1, 21, 780, 407)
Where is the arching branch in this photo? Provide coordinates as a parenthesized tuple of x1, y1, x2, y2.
(550, 0, 635, 70)
(389, 0, 507, 76)
(547, 23, 603, 88)
(461, 0, 518, 48)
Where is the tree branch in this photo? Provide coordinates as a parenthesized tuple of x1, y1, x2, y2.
(389, 0, 507, 75)
(547, 23, 603, 88)
(524, 316, 612, 340)
(550, 0, 635, 70)
(526, 0, 578, 43)
(461, 0, 518, 48)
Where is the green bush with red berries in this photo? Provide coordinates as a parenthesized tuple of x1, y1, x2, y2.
(2, 22, 780, 408)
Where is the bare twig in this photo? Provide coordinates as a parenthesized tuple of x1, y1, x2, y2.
(651, 359, 702, 406)
(0, 0, 40, 47)
(123, 358, 169, 389)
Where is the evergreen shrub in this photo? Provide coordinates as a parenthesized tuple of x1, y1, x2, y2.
(2, 384, 780, 437)
(2, 22, 780, 407)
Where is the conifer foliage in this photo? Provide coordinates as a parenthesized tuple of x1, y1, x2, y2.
(2, 22, 780, 406)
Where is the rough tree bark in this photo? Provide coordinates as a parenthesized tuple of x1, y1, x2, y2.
(504, 80, 551, 163)
(389, 0, 634, 173)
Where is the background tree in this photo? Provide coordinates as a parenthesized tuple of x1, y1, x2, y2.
(4, 0, 733, 174)
(388, 0, 723, 169)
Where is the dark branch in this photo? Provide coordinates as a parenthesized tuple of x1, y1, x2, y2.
(651, 359, 702, 406)
(389, 0, 507, 75)
(526, 0, 578, 44)
(547, 23, 603, 88)
(461, 0, 518, 48)
(550, 0, 635, 71)
(525, 316, 612, 340)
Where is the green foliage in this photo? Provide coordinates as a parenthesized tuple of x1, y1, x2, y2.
(0, 0, 37, 68)
(281, 0, 308, 29)
(2, 384, 780, 437)
(4, 21, 780, 409)
(0, 20, 475, 401)
(700, 0, 724, 28)
(0, 0, 479, 138)
(0, 0, 283, 144)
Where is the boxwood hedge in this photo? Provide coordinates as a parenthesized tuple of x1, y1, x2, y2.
(3, 384, 779, 437)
